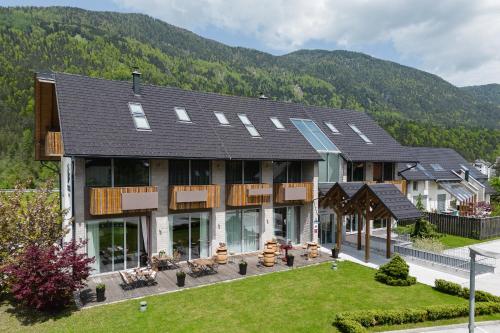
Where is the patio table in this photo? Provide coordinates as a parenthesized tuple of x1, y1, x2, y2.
(280, 244, 293, 262)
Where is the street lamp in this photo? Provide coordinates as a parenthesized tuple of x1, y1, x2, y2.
(468, 246, 500, 333)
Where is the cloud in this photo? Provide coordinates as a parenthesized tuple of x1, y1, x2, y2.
(114, 0, 500, 86)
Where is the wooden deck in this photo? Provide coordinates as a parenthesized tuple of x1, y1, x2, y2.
(79, 249, 332, 308)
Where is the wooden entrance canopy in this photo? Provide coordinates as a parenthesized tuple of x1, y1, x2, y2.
(321, 182, 422, 262)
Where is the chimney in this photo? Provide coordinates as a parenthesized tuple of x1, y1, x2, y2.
(132, 69, 141, 95)
(259, 92, 268, 100)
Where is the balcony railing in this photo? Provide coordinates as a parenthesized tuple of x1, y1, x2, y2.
(226, 183, 272, 207)
(45, 131, 63, 156)
(169, 185, 221, 210)
(274, 182, 314, 204)
(89, 186, 158, 216)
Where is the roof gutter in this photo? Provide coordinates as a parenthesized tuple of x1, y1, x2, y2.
(397, 162, 418, 178)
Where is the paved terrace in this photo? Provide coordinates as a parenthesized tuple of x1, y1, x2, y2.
(79, 248, 332, 308)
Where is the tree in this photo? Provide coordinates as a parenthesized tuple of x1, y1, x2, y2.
(0, 181, 67, 271)
(411, 194, 441, 238)
(2, 241, 93, 311)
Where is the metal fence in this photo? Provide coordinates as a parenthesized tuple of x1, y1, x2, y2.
(399, 213, 500, 240)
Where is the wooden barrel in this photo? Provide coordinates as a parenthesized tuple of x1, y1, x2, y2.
(263, 248, 275, 267)
(266, 241, 277, 253)
(216, 246, 228, 264)
(308, 242, 318, 258)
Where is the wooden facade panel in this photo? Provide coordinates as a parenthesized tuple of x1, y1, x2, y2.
(89, 186, 158, 216)
(226, 183, 272, 207)
(273, 182, 314, 204)
(44, 131, 63, 156)
(169, 185, 220, 210)
(35, 80, 60, 161)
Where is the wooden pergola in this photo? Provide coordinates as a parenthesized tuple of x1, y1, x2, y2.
(321, 183, 422, 262)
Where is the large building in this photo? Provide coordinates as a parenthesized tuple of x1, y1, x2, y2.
(35, 71, 419, 275)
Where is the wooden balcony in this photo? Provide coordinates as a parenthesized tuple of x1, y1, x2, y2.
(226, 183, 272, 207)
(169, 185, 220, 210)
(366, 180, 407, 195)
(89, 186, 158, 216)
(45, 131, 63, 157)
(274, 182, 314, 204)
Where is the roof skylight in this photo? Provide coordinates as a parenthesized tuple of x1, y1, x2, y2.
(325, 122, 340, 134)
(290, 118, 339, 153)
(270, 117, 285, 129)
(128, 103, 150, 131)
(430, 163, 445, 171)
(238, 114, 261, 137)
(214, 111, 230, 125)
(417, 164, 426, 171)
(175, 107, 191, 122)
(348, 124, 372, 144)
(460, 164, 469, 171)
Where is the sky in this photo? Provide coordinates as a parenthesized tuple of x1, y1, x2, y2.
(4, 0, 500, 87)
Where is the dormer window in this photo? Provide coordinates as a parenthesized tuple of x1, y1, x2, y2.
(325, 122, 340, 134)
(238, 114, 261, 137)
(348, 124, 372, 144)
(175, 107, 191, 122)
(128, 103, 150, 131)
(270, 117, 285, 129)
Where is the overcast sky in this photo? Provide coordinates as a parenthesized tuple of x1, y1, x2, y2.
(4, 0, 500, 86)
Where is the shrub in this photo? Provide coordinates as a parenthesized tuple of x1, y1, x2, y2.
(375, 255, 416, 286)
(412, 218, 441, 239)
(434, 279, 500, 302)
(1, 241, 93, 311)
(412, 237, 445, 252)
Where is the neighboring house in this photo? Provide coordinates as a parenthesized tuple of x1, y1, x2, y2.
(398, 147, 494, 215)
(473, 159, 495, 179)
(34, 71, 417, 275)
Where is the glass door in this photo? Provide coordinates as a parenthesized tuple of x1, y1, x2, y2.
(171, 213, 210, 261)
(319, 214, 335, 245)
(226, 209, 260, 253)
(273, 206, 300, 244)
(242, 210, 259, 252)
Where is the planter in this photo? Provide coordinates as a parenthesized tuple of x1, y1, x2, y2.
(216, 246, 228, 264)
(239, 264, 247, 275)
(263, 248, 275, 267)
(96, 286, 106, 302)
(286, 255, 294, 267)
(177, 275, 186, 287)
(331, 248, 339, 259)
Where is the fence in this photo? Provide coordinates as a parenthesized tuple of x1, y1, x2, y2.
(399, 213, 500, 240)
(394, 244, 496, 274)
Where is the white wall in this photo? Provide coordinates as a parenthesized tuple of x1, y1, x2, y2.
(211, 160, 226, 254)
(151, 159, 169, 254)
(260, 161, 274, 248)
(60, 156, 73, 244)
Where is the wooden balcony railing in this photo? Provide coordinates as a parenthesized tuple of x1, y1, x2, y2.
(45, 131, 63, 156)
(89, 186, 158, 216)
(226, 183, 272, 207)
(274, 182, 314, 204)
(169, 185, 220, 210)
(366, 180, 407, 195)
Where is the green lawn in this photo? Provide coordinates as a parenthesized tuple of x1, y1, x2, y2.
(440, 234, 500, 249)
(0, 261, 473, 333)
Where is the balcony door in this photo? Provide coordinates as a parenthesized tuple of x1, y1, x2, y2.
(273, 206, 300, 244)
(226, 209, 260, 253)
(170, 212, 210, 261)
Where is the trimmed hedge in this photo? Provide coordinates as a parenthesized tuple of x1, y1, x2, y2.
(375, 255, 416, 286)
(333, 302, 500, 333)
(434, 279, 500, 303)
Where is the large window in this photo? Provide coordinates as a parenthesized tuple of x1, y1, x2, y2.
(226, 209, 260, 253)
(85, 158, 149, 187)
(86, 217, 147, 274)
(319, 153, 340, 183)
(373, 162, 394, 182)
(274, 206, 300, 244)
(169, 160, 210, 185)
(347, 162, 365, 182)
(170, 212, 210, 261)
(226, 160, 261, 184)
(273, 161, 302, 183)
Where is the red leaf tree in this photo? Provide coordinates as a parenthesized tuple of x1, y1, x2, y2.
(2, 241, 94, 311)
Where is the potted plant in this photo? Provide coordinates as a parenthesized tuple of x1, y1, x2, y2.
(286, 254, 294, 267)
(331, 245, 339, 259)
(239, 259, 248, 275)
(176, 270, 186, 287)
(159, 250, 166, 257)
(96, 283, 106, 302)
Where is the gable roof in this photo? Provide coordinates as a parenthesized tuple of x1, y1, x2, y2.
(49, 72, 413, 161)
(397, 147, 486, 181)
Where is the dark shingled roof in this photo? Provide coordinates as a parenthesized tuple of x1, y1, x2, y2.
(50, 72, 413, 161)
(366, 183, 422, 221)
(398, 147, 486, 181)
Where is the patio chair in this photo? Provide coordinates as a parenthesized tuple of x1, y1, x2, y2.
(146, 269, 157, 285)
(119, 271, 136, 290)
(187, 260, 203, 277)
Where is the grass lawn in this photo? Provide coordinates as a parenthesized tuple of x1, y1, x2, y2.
(0, 261, 474, 333)
(440, 234, 500, 249)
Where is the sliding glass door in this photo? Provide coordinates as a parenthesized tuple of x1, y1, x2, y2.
(274, 206, 300, 244)
(171, 212, 210, 261)
(86, 217, 145, 275)
(226, 209, 260, 253)
(319, 213, 335, 245)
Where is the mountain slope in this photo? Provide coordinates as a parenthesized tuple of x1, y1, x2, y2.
(462, 84, 500, 107)
(0, 6, 498, 187)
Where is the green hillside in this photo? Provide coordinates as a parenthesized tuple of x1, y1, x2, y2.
(462, 84, 500, 107)
(0, 6, 498, 187)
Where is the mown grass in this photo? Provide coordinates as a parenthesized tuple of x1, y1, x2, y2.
(440, 234, 500, 249)
(0, 261, 469, 333)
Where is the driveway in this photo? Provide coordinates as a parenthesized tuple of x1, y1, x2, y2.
(387, 320, 500, 332)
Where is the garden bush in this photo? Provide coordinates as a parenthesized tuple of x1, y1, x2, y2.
(333, 302, 500, 332)
(434, 279, 500, 302)
(375, 255, 416, 286)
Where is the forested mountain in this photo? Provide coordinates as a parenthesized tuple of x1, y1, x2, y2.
(462, 84, 500, 107)
(0, 6, 499, 187)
